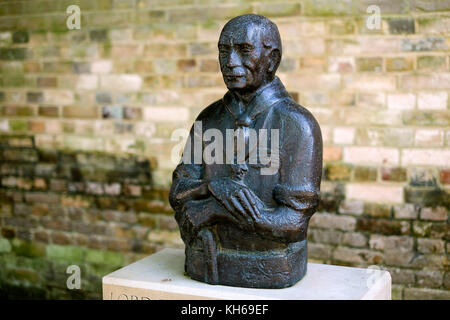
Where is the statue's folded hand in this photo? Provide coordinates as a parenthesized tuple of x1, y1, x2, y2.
(208, 178, 264, 229)
(182, 197, 240, 230)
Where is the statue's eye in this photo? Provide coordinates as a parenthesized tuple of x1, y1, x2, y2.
(218, 45, 230, 54)
(239, 44, 253, 53)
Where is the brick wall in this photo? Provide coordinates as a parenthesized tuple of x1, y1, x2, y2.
(0, 0, 449, 299)
(0, 135, 181, 299)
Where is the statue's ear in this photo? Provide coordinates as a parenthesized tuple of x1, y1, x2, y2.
(268, 48, 281, 75)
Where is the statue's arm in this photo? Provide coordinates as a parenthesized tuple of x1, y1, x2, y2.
(254, 111, 323, 242)
(169, 163, 209, 213)
(168, 112, 211, 213)
(169, 163, 217, 244)
(254, 186, 320, 242)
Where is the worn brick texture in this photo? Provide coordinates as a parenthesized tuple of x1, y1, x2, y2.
(0, 0, 449, 300)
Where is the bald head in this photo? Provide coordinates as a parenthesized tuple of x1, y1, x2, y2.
(220, 14, 282, 58)
(218, 14, 283, 93)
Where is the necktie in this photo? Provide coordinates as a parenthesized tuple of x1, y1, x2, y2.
(231, 100, 250, 181)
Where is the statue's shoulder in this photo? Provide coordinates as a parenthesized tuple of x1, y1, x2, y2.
(195, 99, 224, 121)
(273, 98, 321, 134)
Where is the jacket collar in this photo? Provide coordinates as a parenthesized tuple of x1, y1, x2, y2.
(222, 76, 290, 126)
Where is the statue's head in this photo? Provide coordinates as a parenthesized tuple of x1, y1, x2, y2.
(218, 14, 282, 94)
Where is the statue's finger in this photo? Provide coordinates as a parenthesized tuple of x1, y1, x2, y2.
(230, 196, 251, 224)
(230, 196, 245, 214)
(234, 195, 256, 228)
(221, 198, 234, 213)
(220, 197, 241, 221)
(237, 191, 257, 222)
(243, 189, 261, 218)
(243, 188, 257, 205)
(226, 199, 247, 224)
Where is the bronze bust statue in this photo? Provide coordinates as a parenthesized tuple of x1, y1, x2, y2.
(169, 14, 323, 288)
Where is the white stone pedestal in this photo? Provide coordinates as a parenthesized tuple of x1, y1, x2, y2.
(102, 248, 391, 300)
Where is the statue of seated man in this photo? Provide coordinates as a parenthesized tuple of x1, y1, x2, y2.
(169, 14, 323, 289)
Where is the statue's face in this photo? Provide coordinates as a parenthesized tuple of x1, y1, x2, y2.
(218, 23, 272, 93)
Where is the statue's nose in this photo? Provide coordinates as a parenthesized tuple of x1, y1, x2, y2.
(226, 49, 241, 68)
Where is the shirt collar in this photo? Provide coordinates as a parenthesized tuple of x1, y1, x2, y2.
(223, 77, 289, 125)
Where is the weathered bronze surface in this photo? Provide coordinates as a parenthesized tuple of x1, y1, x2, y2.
(169, 14, 323, 288)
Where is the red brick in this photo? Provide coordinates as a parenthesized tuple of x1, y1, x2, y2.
(134, 60, 154, 73)
(50, 231, 71, 245)
(323, 146, 342, 161)
(28, 121, 45, 133)
(24, 61, 41, 73)
(386, 57, 414, 72)
(300, 57, 326, 71)
(440, 169, 450, 184)
(37, 77, 57, 88)
(381, 167, 407, 182)
(177, 59, 196, 72)
(34, 231, 49, 243)
(38, 106, 59, 117)
(62, 106, 98, 119)
(2, 105, 34, 117)
(420, 207, 448, 221)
